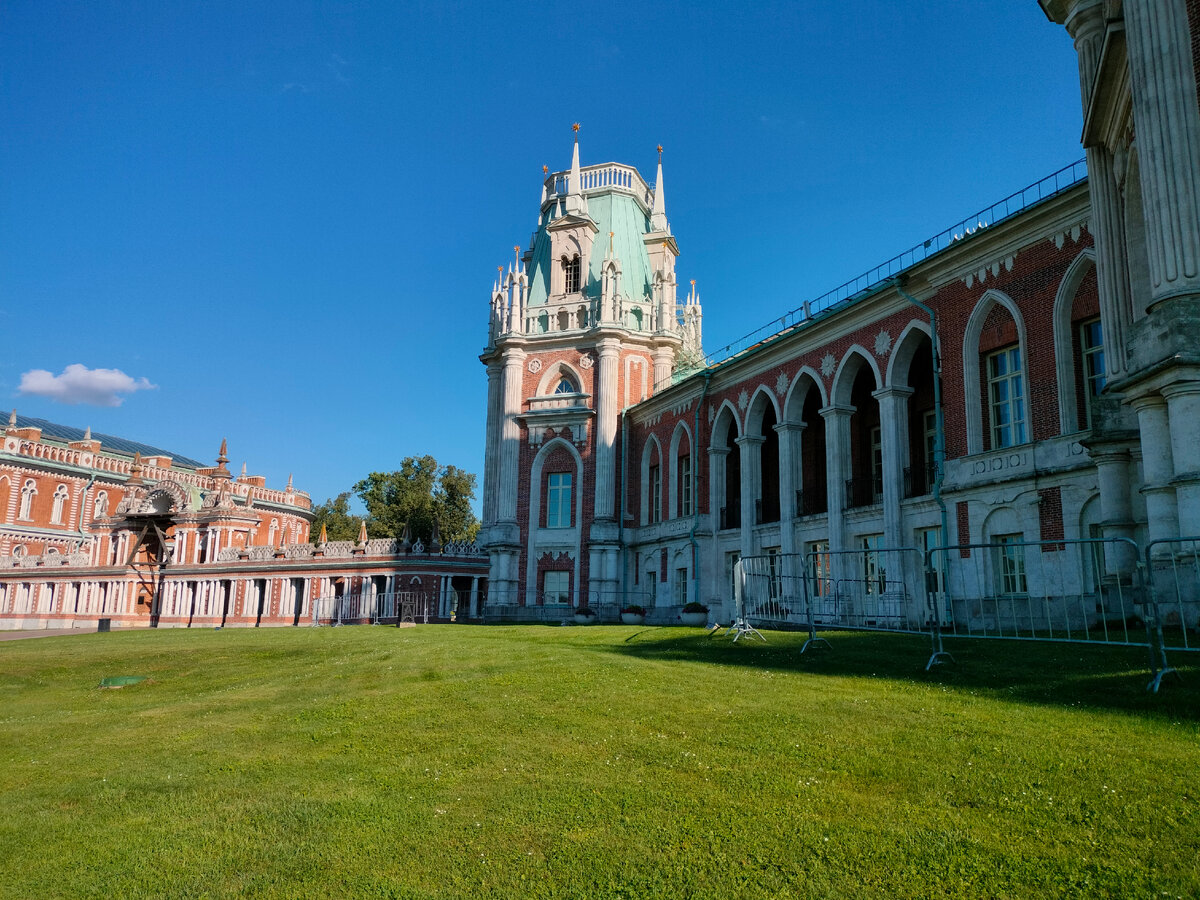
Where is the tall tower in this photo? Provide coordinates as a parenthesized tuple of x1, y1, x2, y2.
(479, 130, 702, 610)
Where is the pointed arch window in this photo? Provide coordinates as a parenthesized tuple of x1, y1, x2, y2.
(562, 254, 581, 294)
(554, 376, 577, 395)
(51, 484, 69, 524)
(18, 480, 36, 521)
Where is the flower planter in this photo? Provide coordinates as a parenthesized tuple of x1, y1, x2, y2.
(620, 612, 645, 625)
(574, 613, 597, 625)
(680, 611, 708, 627)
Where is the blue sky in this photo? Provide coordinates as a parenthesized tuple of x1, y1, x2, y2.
(0, 1, 1082, 511)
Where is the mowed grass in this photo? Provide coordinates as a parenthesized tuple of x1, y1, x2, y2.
(1, 625, 1197, 899)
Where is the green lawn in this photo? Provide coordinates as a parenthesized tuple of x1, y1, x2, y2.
(1, 625, 1197, 899)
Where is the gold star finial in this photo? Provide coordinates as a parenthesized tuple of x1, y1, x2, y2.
(514, 245, 520, 254)
(657, 144, 663, 156)
(690, 279, 696, 286)
(542, 164, 548, 174)
(572, 122, 580, 133)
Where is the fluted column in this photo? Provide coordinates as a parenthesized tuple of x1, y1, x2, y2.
(497, 348, 526, 523)
(482, 361, 503, 524)
(1129, 394, 1179, 553)
(651, 347, 674, 395)
(1124, 0, 1200, 309)
(593, 338, 621, 520)
(1162, 382, 1200, 538)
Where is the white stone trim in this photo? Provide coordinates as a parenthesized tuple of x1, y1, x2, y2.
(830, 345, 883, 407)
(962, 289, 1030, 455)
(1052, 248, 1097, 434)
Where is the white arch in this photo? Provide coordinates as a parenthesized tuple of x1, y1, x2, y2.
(886, 320, 934, 388)
(709, 399, 743, 448)
(526, 437, 585, 606)
(745, 385, 782, 435)
(962, 289, 1030, 455)
(536, 360, 586, 396)
(782, 367, 827, 424)
(640, 433, 663, 525)
(51, 484, 68, 524)
(1052, 248, 1098, 434)
(830, 345, 882, 407)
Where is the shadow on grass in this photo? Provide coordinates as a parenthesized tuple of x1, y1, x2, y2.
(595, 627, 1200, 723)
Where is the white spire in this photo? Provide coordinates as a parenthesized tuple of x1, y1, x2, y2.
(565, 123, 585, 215)
(650, 144, 668, 232)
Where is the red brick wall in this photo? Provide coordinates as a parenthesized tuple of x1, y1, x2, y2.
(1038, 486, 1065, 551)
(957, 501, 971, 558)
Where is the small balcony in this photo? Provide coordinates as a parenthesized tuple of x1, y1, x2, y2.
(795, 487, 828, 517)
(845, 475, 883, 509)
(719, 505, 741, 531)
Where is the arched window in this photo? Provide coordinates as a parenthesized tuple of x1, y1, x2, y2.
(18, 480, 36, 521)
(51, 485, 69, 524)
(562, 254, 581, 294)
(94, 491, 109, 518)
(554, 377, 577, 395)
(269, 519, 278, 544)
(12, 544, 25, 558)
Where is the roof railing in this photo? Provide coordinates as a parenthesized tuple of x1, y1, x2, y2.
(703, 159, 1088, 367)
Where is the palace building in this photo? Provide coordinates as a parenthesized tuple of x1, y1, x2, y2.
(0, 414, 488, 629)
(478, 0, 1200, 623)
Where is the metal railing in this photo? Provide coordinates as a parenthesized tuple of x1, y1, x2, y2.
(311, 590, 435, 626)
(704, 159, 1088, 368)
(795, 487, 827, 517)
(845, 475, 883, 509)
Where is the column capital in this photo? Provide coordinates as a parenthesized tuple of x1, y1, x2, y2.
(872, 386, 914, 402)
(773, 422, 806, 434)
(1160, 381, 1200, 402)
(501, 346, 527, 364)
(595, 337, 622, 358)
(734, 434, 766, 448)
(707, 446, 730, 458)
(818, 404, 855, 420)
(1127, 392, 1168, 414)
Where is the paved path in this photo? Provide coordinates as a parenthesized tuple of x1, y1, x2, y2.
(0, 628, 88, 642)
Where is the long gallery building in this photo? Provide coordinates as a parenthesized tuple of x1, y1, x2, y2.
(478, 0, 1200, 623)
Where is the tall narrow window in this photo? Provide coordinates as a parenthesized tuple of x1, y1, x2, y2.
(18, 480, 36, 521)
(1080, 318, 1106, 427)
(563, 255, 581, 294)
(988, 346, 1026, 447)
(546, 473, 572, 528)
(649, 464, 662, 523)
(94, 491, 109, 518)
(861, 533, 886, 594)
(543, 570, 570, 605)
(869, 425, 883, 502)
(806, 540, 830, 598)
(674, 567, 688, 605)
(923, 410, 938, 488)
(993, 533, 1028, 595)
(51, 485, 69, 525)
(679, 454, 692, 516)
(765, 546, 782, 600)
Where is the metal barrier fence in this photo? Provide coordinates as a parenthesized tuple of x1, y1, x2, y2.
(1143, 537, 1200, 690)
(735, 548, 935, 660)
(735, 537, 1174, 686)
(311, 590, 434, 626)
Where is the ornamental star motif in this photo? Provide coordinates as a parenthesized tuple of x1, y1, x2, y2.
(527, 358, 542, 373)
(820, 353, 837, 377)
(775, 371, 789, 397)
(874, 330, 893, 357)
(737, 390, 749, 412)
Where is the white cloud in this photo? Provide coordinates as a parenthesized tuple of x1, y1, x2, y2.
(18, 364, 157, 407)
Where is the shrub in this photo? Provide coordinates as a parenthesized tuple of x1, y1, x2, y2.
(681, 601, 709, 614)
(574, 606, 597, 618)
(620, 605, 647, 616)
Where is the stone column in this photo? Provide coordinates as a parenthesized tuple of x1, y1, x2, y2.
(483, 360, 503, 525)
(735, 434, 764, 562)
(1161, 382, 1200, 538)
(593, 338, 621, 521)
(651, 347, 674, 396)
(1129, 394, 1179, 553)
(469, 576, 480, 618)
(497, 348, 526, 523)
(873, 387, 912, 550)
(775, 422, 804, 603)
(1089, 446, 1138, 573)
(820, 406, 854, 556)
(1124, 0, 1200, 310)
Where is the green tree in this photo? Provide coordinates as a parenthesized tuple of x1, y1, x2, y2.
(353, 456, 479, 545)
(307, 492, 361, 544)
